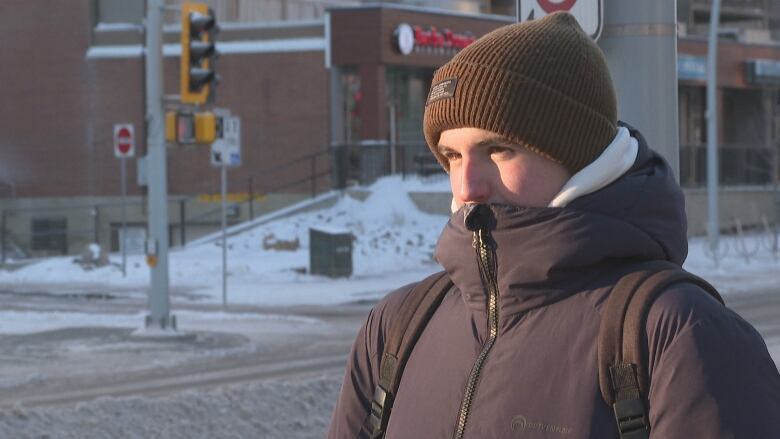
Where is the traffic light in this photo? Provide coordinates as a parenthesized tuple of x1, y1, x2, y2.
(165, 110, 218, 145)
(194, 112, 217, 143)
(180, 3, 217, 105)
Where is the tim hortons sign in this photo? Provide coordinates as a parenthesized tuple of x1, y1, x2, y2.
(394, 23, 476, 56)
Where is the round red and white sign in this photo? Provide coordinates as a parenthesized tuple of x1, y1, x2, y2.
(537, 0, 577, 13)
(519, 0, 603, 40)
(114, 124, 135, 158)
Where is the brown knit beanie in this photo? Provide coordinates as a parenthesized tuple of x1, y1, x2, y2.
(423, 12, 617, 173)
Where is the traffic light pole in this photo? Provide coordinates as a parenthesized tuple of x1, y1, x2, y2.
(144, 0, 173, 331)
(598, 0, 680, 180)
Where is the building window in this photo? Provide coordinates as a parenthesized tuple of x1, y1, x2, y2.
(341, 69, 362, 144)
(679, 85, 706, 186)
(722, 88, 773, 185)
(680, 86, 775, 186)
(386, 67, 434, 144)
(386, 66, 438, 176)
(97, 0, 145, 24)
(31, 218, 68, 255)
(163, 0, 330, 24)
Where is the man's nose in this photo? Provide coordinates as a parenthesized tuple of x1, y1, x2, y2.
(457, 156, 491, 203)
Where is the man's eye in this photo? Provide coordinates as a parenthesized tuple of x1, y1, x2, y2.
(443, 151, 461, 161)
(489, 146, 513, 156)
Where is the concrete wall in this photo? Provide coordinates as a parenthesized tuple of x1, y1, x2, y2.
(0, 192, 323, 260)
(683, 187, 780, 235)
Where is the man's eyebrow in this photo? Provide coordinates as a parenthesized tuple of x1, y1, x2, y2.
(437, 136, 521, 154)
(475, 136, 518, 147)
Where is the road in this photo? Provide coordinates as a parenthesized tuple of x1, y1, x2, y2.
(0, 286, 778, 409)
(1, 352, 348, 408)
(724, 289, 780, 345)
(0, 285, 370, 409)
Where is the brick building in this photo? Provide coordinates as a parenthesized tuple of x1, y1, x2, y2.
(0, 0, 779, 258)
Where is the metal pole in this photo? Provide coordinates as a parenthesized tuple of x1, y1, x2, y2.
(388, 102, 397, 175)
(598, 0, 680, 179)
(179, 199, 186, 247)
(707, 0, 722, 254)
(93, 206, 99, 245)
(311, 155, 317, 197)
(248, 175, 254, 221)
(1, 210, 6, 264)
(221, 165, 228, 310)
(121, 157, 127, 277)
(145, 0, 172, 330)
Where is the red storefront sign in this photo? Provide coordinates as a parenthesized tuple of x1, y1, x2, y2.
(413, 26, 475, 50)
(394, 23, 476, 55)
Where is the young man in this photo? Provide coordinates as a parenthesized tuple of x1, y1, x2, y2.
(328, 12, 780, 438)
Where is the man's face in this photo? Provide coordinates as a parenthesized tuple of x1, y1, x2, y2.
(438, 128, 572, 209)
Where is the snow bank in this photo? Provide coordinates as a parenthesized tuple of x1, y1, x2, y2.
(0, 176, 449, 306)
(684, 232, 780, 294)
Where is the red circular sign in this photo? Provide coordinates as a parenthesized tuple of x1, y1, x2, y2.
(117, 127, 132, 154)
(538, 0, 577, 13)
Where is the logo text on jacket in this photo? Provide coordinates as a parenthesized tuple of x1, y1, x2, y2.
(511, 415, 572, 434)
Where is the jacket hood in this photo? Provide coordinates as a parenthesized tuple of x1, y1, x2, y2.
(434, 124, 688, 316)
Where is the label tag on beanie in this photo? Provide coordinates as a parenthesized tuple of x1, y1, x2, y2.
(426, 78, 458, 106)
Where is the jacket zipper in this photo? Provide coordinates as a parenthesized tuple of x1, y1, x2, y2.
(454, 227, 499, 439)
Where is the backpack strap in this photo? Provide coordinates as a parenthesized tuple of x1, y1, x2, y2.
(598, 260, 725, 439)
(367, 270, 453, 439)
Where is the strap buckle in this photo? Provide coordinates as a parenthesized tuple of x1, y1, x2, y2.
(613, 397, 650, 439)
(369, 384, 393, 437)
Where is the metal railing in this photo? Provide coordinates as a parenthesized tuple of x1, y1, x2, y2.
(0, 143, 445, 262)
(331, 141, 445, 188)
(175, 149, 333, 245)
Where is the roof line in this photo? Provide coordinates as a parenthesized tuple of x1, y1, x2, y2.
(86, 37, 326, 59)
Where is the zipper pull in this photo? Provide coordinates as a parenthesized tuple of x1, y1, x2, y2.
(464, 204, 496, 232)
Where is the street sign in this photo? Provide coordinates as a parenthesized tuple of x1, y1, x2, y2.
(113, 123, 135, 276)
(210, 116, 241, 167)
(518, 0, 603, 40)
(137, 156, 148, 186)
(114, 124, 135, 158)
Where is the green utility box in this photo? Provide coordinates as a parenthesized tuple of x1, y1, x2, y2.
(309, 227, 353, 278)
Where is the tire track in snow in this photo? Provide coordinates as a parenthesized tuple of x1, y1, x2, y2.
(1, 353, 347, 408)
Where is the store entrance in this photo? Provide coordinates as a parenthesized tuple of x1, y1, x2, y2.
(386, 66, 439, 177)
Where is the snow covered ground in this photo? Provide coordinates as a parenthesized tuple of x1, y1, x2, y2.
(0, 175, 778, 438)
(0, 375, 341, 439)
(0, 176, 451, 310)
(0, 175, 777, 312)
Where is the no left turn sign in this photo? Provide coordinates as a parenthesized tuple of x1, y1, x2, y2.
(518, 0, 603, 39)
(114, 124, 135, 158)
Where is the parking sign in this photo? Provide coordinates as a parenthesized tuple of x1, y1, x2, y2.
(210, 116, 241, 167)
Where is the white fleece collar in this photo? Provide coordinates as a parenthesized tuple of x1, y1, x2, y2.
(548, 126, 638, 208)
(449, 127, 638, 213)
